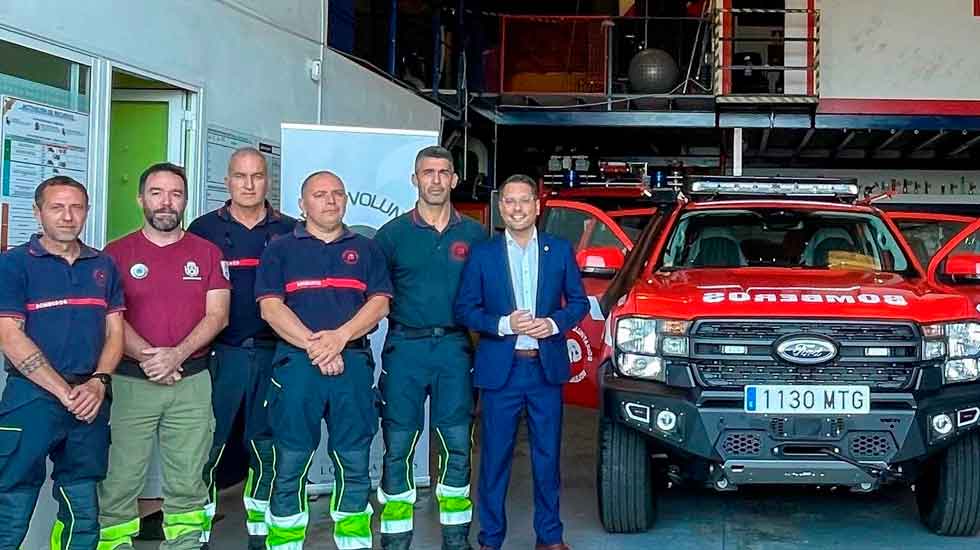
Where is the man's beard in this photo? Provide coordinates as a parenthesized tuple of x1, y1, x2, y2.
(144, 206, 183, 231)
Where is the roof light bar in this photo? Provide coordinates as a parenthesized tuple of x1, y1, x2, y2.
(689, 179, 859, 199)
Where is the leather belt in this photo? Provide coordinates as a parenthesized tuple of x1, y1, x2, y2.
(514, 349, 539, 358)
(389, 323, 465, 339)
(235, 337, 278, 349)
(276, 337, 369, 357)
(116, 355, 209, 379)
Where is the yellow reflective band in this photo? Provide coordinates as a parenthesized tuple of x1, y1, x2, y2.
(268, 444, 278, 512)
(406, 430, 421, 490)
(436, 428, 450, 485)
(50, 520, 65, 550)
(59, 487, 75, 550)
(207, 444, 226, 504)
(298, 451, 315, 512)
(97, 518, 140, 550)
(162, 509, 207, 540)
(250, 439, 264, 499)
(331, 450, 346, 512)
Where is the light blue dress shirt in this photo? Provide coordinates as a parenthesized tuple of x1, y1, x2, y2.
(497, 228, 557, 350)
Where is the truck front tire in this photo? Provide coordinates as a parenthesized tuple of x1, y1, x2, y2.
(917, 430, 980, 536)
(597, 416, 657, 533)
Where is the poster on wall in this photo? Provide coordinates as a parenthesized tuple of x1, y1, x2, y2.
(0, 96, 89, 250)
(280, 123, 439, 492)
(204, 125, 282, 213)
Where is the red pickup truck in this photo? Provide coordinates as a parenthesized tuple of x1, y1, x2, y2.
(539, 178, 980, 536)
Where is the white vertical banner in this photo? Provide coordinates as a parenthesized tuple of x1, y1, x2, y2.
(280, 123, 439, 493)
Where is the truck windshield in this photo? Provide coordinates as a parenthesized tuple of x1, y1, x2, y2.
(661, 209, 912, 273)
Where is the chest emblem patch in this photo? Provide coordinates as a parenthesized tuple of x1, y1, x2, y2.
(130, 263, 149, 280)
(93, 268, 108, 287)
(450, 241, 470, 261)
(183, 261, 202, 281)
(342, 249, 359, 265)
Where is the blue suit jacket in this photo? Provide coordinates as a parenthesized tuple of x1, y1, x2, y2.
(454, 231, 589, 390)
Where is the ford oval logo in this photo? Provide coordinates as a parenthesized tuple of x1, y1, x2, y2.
(775, 337, 837, 365)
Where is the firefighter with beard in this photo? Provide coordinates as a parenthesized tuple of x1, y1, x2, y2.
(98, 163, 230, 550)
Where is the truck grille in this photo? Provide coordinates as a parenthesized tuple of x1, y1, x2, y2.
(689, 320, 921, 390)
(722, 432, 762, 456)
(848, 433, 895, 458)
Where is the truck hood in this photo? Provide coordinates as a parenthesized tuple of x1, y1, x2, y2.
(625, 268, 974, 323)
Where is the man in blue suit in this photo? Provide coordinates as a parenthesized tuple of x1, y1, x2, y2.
(454, 174, 589, 550)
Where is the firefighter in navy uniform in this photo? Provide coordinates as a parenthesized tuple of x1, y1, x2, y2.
(256, 171, 392, 550)
(0, 176, 124, 550)
(187, 147, 295, 548)
(374, 146, 486, 550)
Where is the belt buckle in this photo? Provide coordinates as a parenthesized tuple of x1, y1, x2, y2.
(433, 327, 446, 337)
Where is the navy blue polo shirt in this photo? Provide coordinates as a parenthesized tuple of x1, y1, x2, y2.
(255, 223, 393, 332)
(187, 201, 296, 345)
(0, 234, 125, 377)
(374, 208, 486, 329)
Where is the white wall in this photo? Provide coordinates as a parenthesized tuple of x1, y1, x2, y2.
(0, 0, 323, 140)
(321, 50, 442, 132)
(818, 0, 980, 101)
(0, 0, 441, 149)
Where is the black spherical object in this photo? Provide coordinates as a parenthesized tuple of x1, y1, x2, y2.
(628, 48, 680, 94)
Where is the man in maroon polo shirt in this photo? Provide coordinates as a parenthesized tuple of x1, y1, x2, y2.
(97, 163, 231, 550)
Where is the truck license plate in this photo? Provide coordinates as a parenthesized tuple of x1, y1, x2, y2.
(744, 385, 870, 414)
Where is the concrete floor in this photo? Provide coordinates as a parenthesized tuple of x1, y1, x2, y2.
(137, 406, 979, 549)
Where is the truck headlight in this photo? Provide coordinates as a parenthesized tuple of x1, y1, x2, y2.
(923, 340, 946, 361)
(946, 323, 980, 359)
(616, 318, 659, 355)
(924, 322, 980, 384)
(614, 317, 690, 381)
(944, 359, 979, 384)
(618, 354, 665, 380)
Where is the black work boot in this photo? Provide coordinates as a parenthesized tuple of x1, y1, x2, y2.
(381, 531, 413, 550)
(442, 523, 473, 550)
(247, 535, 266, 550)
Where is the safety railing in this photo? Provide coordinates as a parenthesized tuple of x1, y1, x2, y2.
(495, 13, 714, 99)
(713, 7, 820, 101)
(340, 5, 820, 111)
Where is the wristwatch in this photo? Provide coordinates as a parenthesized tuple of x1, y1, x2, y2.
(90, 373, 112, 387)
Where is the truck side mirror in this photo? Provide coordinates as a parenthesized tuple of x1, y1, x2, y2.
(577, 246, 625, 277)
(943, 253, 980, 279)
